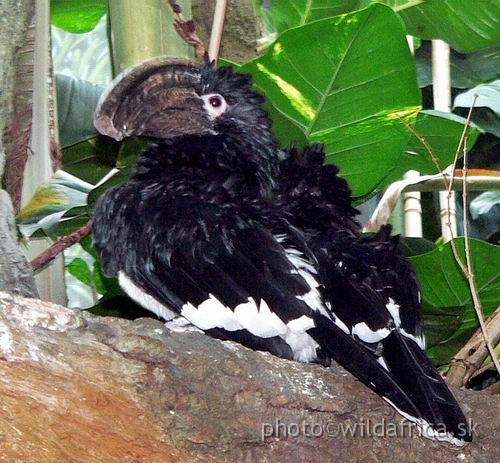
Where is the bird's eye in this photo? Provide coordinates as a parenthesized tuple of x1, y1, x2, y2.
(201, 93, 228, 119)
(209, 96, 222, 107)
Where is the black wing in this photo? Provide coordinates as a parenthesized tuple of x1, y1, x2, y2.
(314, 226, 470, 444)
(274, 147, 469, 444)
(277, 143, 360, 235)
(93, 182, 332, 362)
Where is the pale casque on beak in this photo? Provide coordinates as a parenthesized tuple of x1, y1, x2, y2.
(94, 57, 215, 141)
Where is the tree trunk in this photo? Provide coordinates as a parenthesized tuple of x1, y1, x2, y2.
(0, 292, 498, 462)
(0, 0, 38, 298)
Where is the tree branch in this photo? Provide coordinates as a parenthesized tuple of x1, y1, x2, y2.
(30, 221, 92, 272)
(447, 306, 500, 387)
(2, 292, 498, 461)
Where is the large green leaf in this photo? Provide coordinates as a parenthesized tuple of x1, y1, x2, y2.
(381, 110, 481, 185)
(465, 108, 500, 138)
(259, 1, 500, 54)
(400, 0, 500, 53)
(422, 303, 466, 365)
(242, 4, 421, 198)
(51, 0, 107, 33)
(399, 236, 437, 257)
(470, 191, 500, 220)
(411, 238, 500, 364)
(259, 0, 424, 34)
(67, 257, 92, 286)
(260, 0, 362, 33)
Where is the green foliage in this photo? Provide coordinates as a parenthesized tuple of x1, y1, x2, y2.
(16, 171, 92, 238)
(52, 3, 484, 205)
(454, 80, 500, 139)
(399, 236, 436, 257)
(63, 138, 117, 184)
(243, 5, 422, 198)
(259, 0, 425, 34)
(465, 109, 500, 138)
(411, 239, 500, 364)
(51, 0, 107, 33)
(399, 0, 500, 53)
(67, 236, 147, 318)
(381, 110, 481, 186)
(67, 257, 93, 286)
(260, 0, 500, 53)
(470, 192, 500, 220)
(244, 5, 483, 200)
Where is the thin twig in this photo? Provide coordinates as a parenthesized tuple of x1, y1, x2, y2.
(438, 96, 500, 384)
(402, 120, 446, 179)
(30, 221, 92, 272)
(403, 99, 500, 385)
(442, 104, 474, 275)
(402, 116, 466, 272)
(459, 104, 500, 381)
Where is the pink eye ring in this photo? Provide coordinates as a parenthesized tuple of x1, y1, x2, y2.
(201, 93, 228, 118)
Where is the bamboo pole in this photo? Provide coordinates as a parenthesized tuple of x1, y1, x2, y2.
(403, 170, 423, 236)
(432, 40, 456, 241)
(364, 172, 500, 233)
(108, 0, 193, 75)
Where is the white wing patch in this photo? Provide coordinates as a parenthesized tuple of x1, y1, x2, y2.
(377, 356, 389, 371)
(324, 301, 350, 335)
(352, 322, 391, 343)
(285, 315, 319, 362)
(287, 314, 315, 332)
(181, 294, 244, 331)
(233, 298, 287, 338)
(118, 272, 177, 320)
(180, 293, 319, 362)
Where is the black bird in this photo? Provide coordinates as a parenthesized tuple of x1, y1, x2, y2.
(92, 58, 471, 445)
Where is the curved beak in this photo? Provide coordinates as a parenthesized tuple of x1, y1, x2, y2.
(94, 57, 211, 141)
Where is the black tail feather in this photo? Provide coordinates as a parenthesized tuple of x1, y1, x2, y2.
(309, 312, 420, 418)
(309, 312, 471, 445)
(381, 331, 471, 444)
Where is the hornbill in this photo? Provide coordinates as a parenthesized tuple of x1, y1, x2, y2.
(92, 58, 471, 445)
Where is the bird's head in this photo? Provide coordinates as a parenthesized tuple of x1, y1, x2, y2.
(94, 57, 273, 146)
